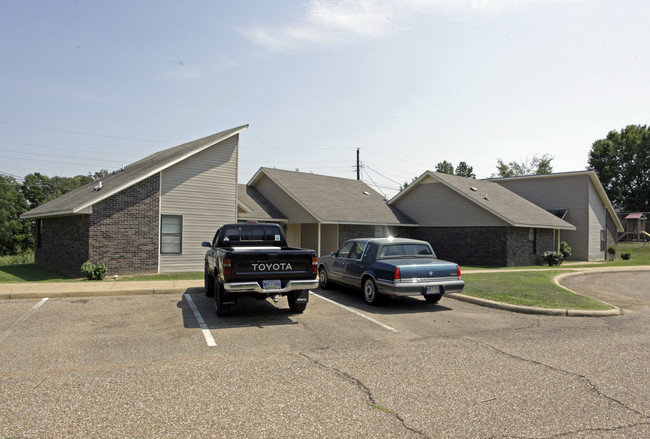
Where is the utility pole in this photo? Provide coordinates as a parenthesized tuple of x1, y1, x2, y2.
(356, 148, 360, 180)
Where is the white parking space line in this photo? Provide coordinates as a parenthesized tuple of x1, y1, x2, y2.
(0, 298, 49, 344)
(184, 293, 217, 347)
(310, 292, 399, 333)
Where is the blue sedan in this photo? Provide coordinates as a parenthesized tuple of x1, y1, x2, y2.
(318, 237, 464, 305)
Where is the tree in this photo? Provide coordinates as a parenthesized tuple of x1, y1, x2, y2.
(21, 170, 108, 209)
(435, 161, 454, 174)
(588, 125, 650, 211)
(455, 161, 476, 178)
(0, 175, 32, 255)
(493, 154, 554, 178)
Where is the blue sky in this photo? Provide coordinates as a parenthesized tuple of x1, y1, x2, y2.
(2, 0, 649, 198)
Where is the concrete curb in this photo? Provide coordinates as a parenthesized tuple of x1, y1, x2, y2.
(0, 288, 190, 300)
(446, 293, 622, 317)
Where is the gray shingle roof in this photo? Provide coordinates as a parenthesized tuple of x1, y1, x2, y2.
(389, 171, 576, 230)
(249, 168, 416, 225)
(237, 184, 287, 221)
(21, 125, 248, 219)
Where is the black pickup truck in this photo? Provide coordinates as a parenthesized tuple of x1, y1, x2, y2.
(202, 223, 318, 316)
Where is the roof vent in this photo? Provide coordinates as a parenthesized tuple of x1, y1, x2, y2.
(363, 191, 370, 195)
(93, 181, 103, 191)
(470, 187, 478, 192)
(484, 194, 489, 200)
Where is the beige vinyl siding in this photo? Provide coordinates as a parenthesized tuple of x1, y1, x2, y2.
(301, 224, 319, 254)
(494, 175, 591, 260)
(588, 181, 607, 261)
(285, 223, 301, 247)
(253, 175, 317, 223)
(393, 177, 507, 227)
(159, 135, 238, 272)
(320, 224, 339, 256)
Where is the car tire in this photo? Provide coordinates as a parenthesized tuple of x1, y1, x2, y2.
(214, 281, 232, 316)
(204, 266, 215, 297)
(363, 278, 382, 305)
(288, 290, 308, 313)
(318, 267, 329, 289)
(424, 293, 442, 304)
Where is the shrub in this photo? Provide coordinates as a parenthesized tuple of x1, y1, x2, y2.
(560, 241, 572, 259)
(81, 261, 107, 280)
(621, 252, 631, 260)
(607, 246, 616, 261)
(0, 250, 34, 265)
(543, 251, 564, 266)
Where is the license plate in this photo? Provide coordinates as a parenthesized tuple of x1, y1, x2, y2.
(263, 280, 282, 290)
(426, 286, 440, 294)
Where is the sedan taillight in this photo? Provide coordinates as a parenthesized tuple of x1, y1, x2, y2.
(394, 266, 401, 281)
(457, 265, 461, 278)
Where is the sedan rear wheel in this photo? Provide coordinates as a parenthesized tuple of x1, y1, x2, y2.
(318, 267, 329, 289)
(363, 278, 381, 305)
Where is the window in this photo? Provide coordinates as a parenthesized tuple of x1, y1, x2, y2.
(600, 230, 606, 252)
(379, 244, 433, 258)
(349, 242, 368, 260)
(336, 241, 355, 258)
(528, 228, 537, 254)
(161, 215, 182, 254)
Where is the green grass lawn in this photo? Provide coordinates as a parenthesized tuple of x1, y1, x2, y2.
(461, 270, 614, 310)
(0, 263, 77, 283)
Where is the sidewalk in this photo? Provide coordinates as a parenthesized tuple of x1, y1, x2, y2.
(0, 279, 204, 300)
(1, 266, 647, 317)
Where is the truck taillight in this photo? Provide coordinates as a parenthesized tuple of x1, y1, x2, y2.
(312, 257, 318, 274)
(394, 267, 401, 281)
(457, 265, 461, 278)
(224, 258, 232, 276)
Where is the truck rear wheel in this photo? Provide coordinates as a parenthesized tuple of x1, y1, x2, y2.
(204, 266, 215, 297)
(288, 290, 308, 313)
(214, 281, 233, 316)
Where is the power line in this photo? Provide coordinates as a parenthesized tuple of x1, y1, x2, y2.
(361, 163, 404, 187)
(0, 148, 127, 165)
(0, 120, 174, 144)
(361, 166, 387, 199)
(0, 139, 142, 158)
(0, 155, 120, 169)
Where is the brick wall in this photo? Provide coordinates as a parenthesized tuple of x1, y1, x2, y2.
(36, 216, 90, 275)
(506, 227, 554, 266)
(88, 175, 160, 275)
(404, 226, 508, 266)
(338, 225, 377, 247)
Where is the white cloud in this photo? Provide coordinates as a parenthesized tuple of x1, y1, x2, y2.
(241, 0, 578, 51)
(158, 64, 202, 81)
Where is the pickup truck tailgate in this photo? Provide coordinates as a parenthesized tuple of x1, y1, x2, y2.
(230, 248, 315, 281)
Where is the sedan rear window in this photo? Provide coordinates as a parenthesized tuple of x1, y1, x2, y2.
(379, 244, 433, 258)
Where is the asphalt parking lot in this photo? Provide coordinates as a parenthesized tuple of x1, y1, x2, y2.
(1, 272, 649, 438)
